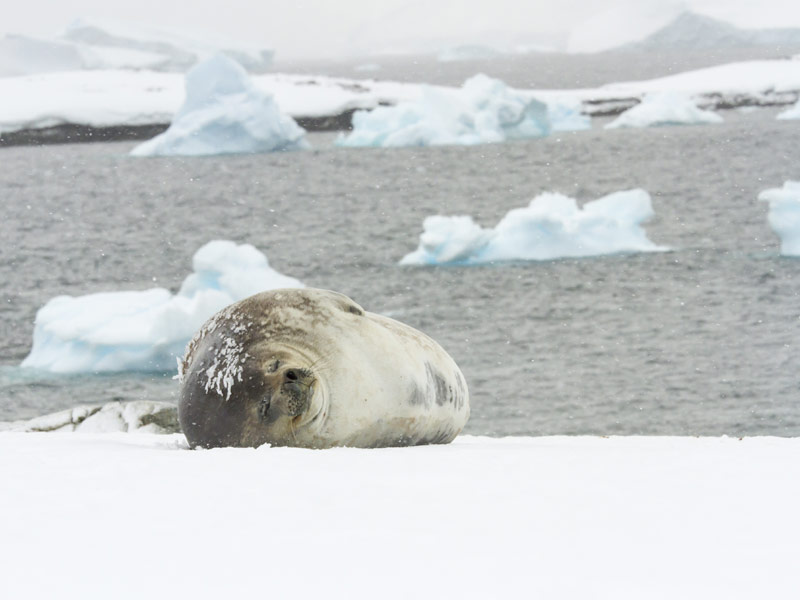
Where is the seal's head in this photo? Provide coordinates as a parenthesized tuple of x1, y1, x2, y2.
(176, 290, 353, 448)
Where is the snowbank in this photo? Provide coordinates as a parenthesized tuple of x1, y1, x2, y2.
(758, 181, 800, 256)
(1, 432, 798, 599)
(337, 74, 550, 147)
(605, 92, 723, 128)
(131, 55, 308, 156)
(401, 189, 666, 265)
(21, 240, 303, 373)
(0, 401, 178, 433)
(777, 99, 800, 120)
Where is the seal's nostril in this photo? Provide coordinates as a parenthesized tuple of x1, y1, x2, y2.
(285, 369, 298, 382)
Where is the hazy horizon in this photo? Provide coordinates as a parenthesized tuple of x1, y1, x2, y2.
(3, 0, 800, 59)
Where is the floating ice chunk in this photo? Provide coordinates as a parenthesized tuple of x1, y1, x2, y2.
(400, 189, 667, 265)
(131, 54, 308, 157)
(777, 99, 800, 120)
(758, 181, 800, 256)
(548, 98, 591, 131)
(337, 74, 550, 147)
(605, 92, 723, 129)
(21, 240, 303, 373)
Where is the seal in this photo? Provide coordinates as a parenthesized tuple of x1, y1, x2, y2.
(177, 288, 469, 449)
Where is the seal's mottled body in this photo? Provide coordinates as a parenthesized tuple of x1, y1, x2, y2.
(178, 288, 469, 448)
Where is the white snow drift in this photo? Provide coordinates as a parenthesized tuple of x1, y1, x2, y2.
(1, 433, 798, 599)
(131, 54, 308, 157)
(401, 189, 666, 265)
(605, 92, 723, 128)
(759, 181, 800, 256)
(21, 240, 302, 373)
(337, 74, 550, 147)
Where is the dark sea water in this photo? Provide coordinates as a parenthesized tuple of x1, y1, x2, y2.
(2, 95, 799, 435)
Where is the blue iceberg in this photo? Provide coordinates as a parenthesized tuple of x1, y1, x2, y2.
(21, 241, 303, 373)
(400, 189, 668, 265)
(337, 74, 551, 147)
(131, 54, 308, 157)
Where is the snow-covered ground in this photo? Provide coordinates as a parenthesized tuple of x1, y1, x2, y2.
(131, 54, 307, 156)
(337, 74, 551, 147)
(3, 58, 800, 138)
(759, 181, 800, 256)
(21, 240, 302, 373)
(401, 189, 666, 265)
(605, 92, 723, 128)
(1, 432, 798, 599)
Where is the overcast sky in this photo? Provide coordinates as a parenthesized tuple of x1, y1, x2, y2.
(3, 0, 800, 58)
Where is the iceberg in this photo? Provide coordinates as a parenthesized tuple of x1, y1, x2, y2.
(337, 74, 550, 147)
(131, 54, 309, 157)
(605, 92, 723, 128)
(777, 99, 800, 120)
(21, 240, 303, 373)
(548, 98, 591, 131)
(758, 181, 800, 256)
(400, 189, 667, 265)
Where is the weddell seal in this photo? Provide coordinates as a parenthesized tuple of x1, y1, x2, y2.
(177, 288, 469, 448)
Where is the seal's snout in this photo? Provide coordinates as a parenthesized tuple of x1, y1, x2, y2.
(281, 368, 315, 417)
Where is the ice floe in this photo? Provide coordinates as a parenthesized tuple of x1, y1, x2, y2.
(777, 99, 800, 120)
(131, 54, 308, 156)
(758, 181, 800, 256)
(337, 74, 550, 147)
(401, 189, 666, 265)
(21, 240, 302, 373)
(605, 92, 723, 128)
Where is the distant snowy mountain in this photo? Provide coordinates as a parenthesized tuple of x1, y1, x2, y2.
(626, 12, 800, 51)
(61, 17, 274, 73)
(0, 17, 274, 77)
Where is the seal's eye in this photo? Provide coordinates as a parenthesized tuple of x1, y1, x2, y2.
(285, 369, 299, 382)
(267, 360, 280, 373)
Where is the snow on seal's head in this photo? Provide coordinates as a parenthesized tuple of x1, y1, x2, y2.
(178, 288, 469, 449)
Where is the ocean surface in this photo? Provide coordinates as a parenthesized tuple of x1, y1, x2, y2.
(2, 55, 800, 435)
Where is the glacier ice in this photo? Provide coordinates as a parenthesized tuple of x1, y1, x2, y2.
(758, 181, 800, 256)
(777, 99, 800, 120)
(400, 189, 667, 265)
(131, 54, 308, 157)
(605, 92, 723, 128)
(21, 240, 303, 374)
(337, 74, 550, 147)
